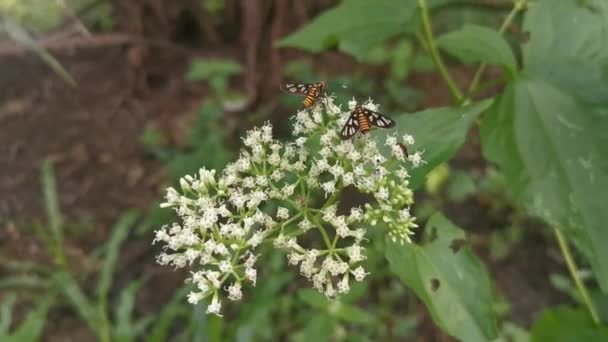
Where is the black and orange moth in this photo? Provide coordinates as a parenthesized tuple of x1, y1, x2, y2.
(340, 105, 395, 140)
(281, 81, 327, 109)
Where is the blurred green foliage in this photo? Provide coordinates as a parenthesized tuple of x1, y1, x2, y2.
(0, 0, 111, 32)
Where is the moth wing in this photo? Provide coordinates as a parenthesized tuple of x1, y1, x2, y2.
(340, 111, 360, 140)
(364, 109, 396, 128)
(281, 83, 311, 96)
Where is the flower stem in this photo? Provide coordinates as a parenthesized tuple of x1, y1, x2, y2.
(466, 0, 525, 98)
(553, 227, 600, 323)
(417, 0, 463, 103)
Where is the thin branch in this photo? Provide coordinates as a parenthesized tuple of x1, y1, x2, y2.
(554, 227, 600, 324)
(466, 0, 526, 97)
(417, 0, 464, 103)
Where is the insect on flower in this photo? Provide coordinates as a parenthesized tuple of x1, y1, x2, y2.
(397, 143, 409, 158)
(281, 81, 327, 109)
(340, 105, 396, 140)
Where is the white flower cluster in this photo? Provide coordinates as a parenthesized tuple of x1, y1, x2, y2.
(154, 95, 421, 315)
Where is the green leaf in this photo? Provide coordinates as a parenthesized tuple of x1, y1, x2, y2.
(385, 212, 498, 342)
(41, 159, 63, 248)
(277, 0, 420, 61)
(436, 24, 518, 74)
(0, 274, 51, 289)
(480, 0, 608, 291)
(522, 0, 608, 104)
(298, 289, 328, 310)
(96, 210, 139, 302)
(480, 77, 608, 291)
(53, 272, 98, 332)
(147, 286, 190, 342)
(6, 297, 53, 342)
(186, 59, 243, 81)
(113, 280, 144, 342)
(335, 304, 374, 325)
(530, 306, 608, 342)
(0, 293, 17, 337)
(293, 315, 335, 342)
(385, 100, 492, 190)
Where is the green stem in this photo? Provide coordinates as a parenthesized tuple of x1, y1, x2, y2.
(466, 0, 525, 98)
(417, 0, 463, 103)
(554, 227, 600, 324)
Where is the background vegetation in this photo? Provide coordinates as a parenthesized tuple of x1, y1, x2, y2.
(1, 0, 607, 341)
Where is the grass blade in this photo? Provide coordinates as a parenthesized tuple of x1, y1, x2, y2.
(2, 18, 77, 86)
(147, 286, 190, 342)
(96, 210, 139, 303)
(113, 280, 143, 342)
(53, 272, 98, 331)
(0, 274, 51, 290)
(0, 293, 17, 337)
(6, 296, 53, 342)
(41, 160, 62, 235)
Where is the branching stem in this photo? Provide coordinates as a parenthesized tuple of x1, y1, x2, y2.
(466, 0, 526, 99)
(417, 0, 463, 103)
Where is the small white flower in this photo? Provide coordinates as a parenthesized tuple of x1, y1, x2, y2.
(227, 283, 243, 301)
(363, 99, 378, 112)
(403, 134, 415, 145)
(187, 291, 205, 304)
(206, 294, 223, 316)
(276, 207, 290, 220)
(409, 151, 426, 167)
(351, 266, 369, 282)
(245, 267, 257, 286)
(348, 97, 357, 110)
(298, 218, 314, 231)
(322, 181, 336, 195)
(219, 260, 233, 273)
(347, 244, 365, 263)
(337, 277, 350, 294)
(385, 135, 397, 147)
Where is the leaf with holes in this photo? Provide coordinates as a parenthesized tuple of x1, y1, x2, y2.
(386, 212, 497, 342)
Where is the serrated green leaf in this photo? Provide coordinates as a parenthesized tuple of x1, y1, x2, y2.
(436, 24, 517, 74)
(480, 0, 608, 291)
(277, 0, 420, 61)
(480, 77, 608, 291)
(385, 212, 497, 342)
(530, 306, 608, 342)
(381, 100, 491, 190)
